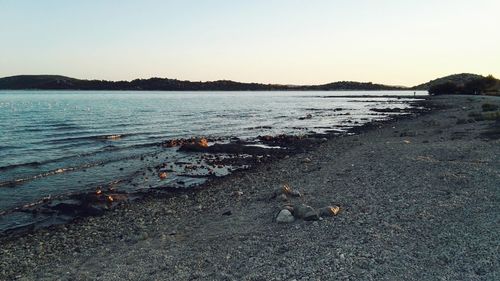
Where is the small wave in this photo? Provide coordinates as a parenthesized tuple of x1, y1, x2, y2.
(103, 145, 118, 150)
(106, 123, 136, 129)
(43, 133, 131, 144)
(16, 127, 45, 132)
(0, 140, 163, 173)
(17, 122, 85, 131)
(0, 159, 117, 188)
(0, 161, 43, 171)
(0, 145, 21, 151)
(0, 166, 85, 187)
(0, 142, 165, 186)
(41, 130, 96, 139)
(52, 125, 86, 131)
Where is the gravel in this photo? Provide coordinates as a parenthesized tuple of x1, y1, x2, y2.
(1, 95, 499, 281)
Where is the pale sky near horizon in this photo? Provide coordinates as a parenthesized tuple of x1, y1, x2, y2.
(0, 0, 499, 86)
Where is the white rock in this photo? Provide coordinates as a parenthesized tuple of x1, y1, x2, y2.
(276, 209, 295, 223)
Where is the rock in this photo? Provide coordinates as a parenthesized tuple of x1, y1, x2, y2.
(303, 210, 319, 221)
(105, 195, 114, 203)
(50, 202, 105, 217)
(181, 142, 274, 155)
(276, 209, 295, 223)
(319, 207, 331, 217)
(294, 204, 319, 221)
(319, 206, 341, 217)
(222, 210, 232, 216)
(282, 184, 302, 197)
(271, 184, 303, 201)
(178, 138, 209, 152)
(293, 204, 319, 221)
(282, 204, 294, 213)
(371, 107, 405, 113)
(278, 193, 288, 202)
(159, 172, 168, 179)
(198, 138, 209, 148)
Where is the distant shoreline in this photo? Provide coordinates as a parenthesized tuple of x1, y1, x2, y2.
(0, 89, 428, 97)
(1, 73, 494, 93)
(0, 74, 414, 91)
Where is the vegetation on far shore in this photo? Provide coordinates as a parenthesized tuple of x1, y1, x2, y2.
(427, 74, 500, 96)
(0, 75, 405, 91)
(0, 73, 499, 94)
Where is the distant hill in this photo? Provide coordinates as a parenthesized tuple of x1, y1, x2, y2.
(306, 81, 404, 91)
(413, 73, 484, 90)
(422, 74, 500, 96)
(0, 75, 81, 90)
(0, 75, 406, 91)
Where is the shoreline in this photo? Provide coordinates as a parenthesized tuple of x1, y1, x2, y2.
(0, 97, 426, 236)
(1, 95, 499, 280)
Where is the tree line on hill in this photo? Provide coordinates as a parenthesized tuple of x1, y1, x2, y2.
(428, 75, 499, 95)
(0, 73, 498, 94)
(0, 75, 404, 91)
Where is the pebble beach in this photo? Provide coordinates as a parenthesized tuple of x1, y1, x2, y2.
(1, 94, 499, 281)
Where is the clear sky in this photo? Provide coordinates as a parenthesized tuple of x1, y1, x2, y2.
(0, 0, 499, 86)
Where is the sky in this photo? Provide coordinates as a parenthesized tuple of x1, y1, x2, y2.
(0, 0, 499, 86)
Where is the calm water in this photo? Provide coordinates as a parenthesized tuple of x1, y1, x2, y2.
(0, 90, 426, 231)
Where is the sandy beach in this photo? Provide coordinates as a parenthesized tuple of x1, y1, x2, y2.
(1, 94, 499, 281)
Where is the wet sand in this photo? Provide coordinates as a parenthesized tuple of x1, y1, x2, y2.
(1, 95, 499, 280)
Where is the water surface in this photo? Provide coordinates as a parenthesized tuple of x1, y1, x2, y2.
(0, 90, 426, 231)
